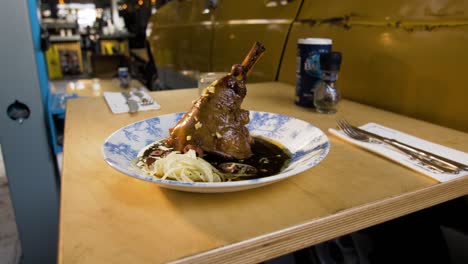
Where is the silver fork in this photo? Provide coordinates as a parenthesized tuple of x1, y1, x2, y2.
(133, 90, 154, 106)
(336, 119, 461, 174)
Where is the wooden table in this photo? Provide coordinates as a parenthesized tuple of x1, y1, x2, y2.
(66, 78, 144, 97)
(60, 82, 468, 264)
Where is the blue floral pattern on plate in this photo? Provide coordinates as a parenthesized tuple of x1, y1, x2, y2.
(102, 111, 330, 193)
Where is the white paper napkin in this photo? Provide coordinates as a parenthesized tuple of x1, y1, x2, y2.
(103, 89, 160, 114)
(329, 123, 468, 182)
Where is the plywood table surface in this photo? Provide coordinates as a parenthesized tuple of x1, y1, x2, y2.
(60, 82, 468, 264)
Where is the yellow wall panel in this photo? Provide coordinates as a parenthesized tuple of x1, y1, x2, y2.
(214, 0, 302, 20)
(279, 22, 468, 133)
(212, 23, 291, 82)
(299, 0, 468, 20)
(149, 0, 212, 73)
(149, 0, 468, 132)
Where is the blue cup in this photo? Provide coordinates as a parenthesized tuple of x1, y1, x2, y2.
(118, 67, 130, 88)
(295, 38, 332, 107)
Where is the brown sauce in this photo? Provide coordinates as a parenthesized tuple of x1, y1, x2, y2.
(203, 137, 291, 179)
(140, 136, 291, 180)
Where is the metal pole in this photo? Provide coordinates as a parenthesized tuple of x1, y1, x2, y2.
(0, 0, 60, 263)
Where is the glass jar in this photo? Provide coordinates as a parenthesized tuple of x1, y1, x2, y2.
(313, 52, 342, 114)
(314, 70, 340, 114)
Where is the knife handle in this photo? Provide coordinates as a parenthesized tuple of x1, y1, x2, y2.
(376, 139, 460, 173)
(383, 138, 467, 172)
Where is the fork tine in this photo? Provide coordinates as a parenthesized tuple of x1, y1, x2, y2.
(337, 119, 353, 135)
(340, 119, 356, 135)
(337, 119, 365, 140)
(337, 119, 352, 137)
(336, 119, 346, 131)
(341, 119, 354, 131)
(336, 119, 346, 132)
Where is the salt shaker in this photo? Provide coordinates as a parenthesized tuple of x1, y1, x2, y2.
(313, 52, 342, 114)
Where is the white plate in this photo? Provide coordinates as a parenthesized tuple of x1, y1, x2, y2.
(102, 111, 330, 193)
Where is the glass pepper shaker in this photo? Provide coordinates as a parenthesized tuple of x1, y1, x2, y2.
(313, 52, 342, 114)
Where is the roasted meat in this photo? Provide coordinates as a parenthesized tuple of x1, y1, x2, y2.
(166, 42, 266, 159)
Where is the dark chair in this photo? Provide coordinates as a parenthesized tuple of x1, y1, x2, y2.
(129, 41, 160, 90)
(143, 41, 159, 90)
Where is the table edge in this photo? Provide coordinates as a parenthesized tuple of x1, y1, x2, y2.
(170, 176, 468, 264)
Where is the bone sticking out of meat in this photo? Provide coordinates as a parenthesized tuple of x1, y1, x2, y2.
(166, 42, 266, 160)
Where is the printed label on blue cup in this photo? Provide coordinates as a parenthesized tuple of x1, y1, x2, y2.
(304, 49, 329, 78)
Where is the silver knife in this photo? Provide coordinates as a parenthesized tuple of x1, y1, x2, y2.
(121, 91, 139, 113)
(352, 125, 468, 173)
